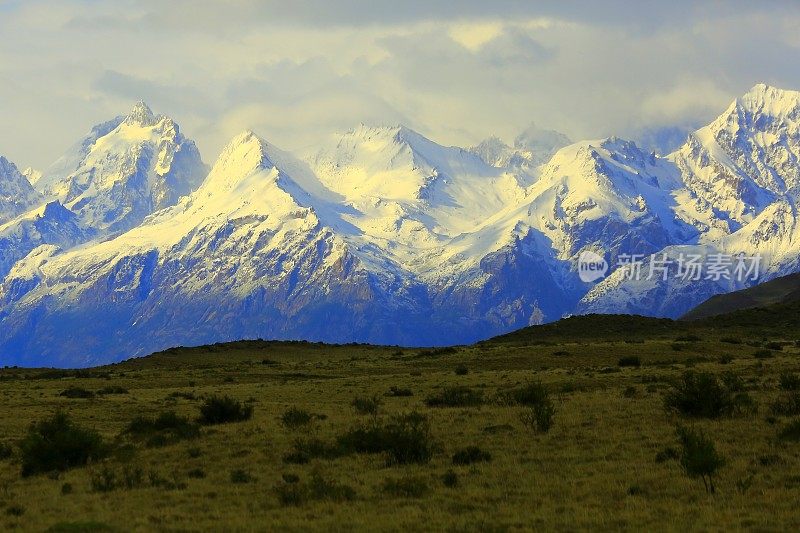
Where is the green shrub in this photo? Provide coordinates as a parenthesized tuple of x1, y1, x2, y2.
(280, 407, 313, 429)
(753, 349, 774, 359)
(337, 412, 434, 466)
(765, 342, 784, 351)
(622, 385, 638, 398)
(771, 392, 800, 416)
(197, 396, 253, 425)
(655, 446, 680, 463)
(351, 395, 381, 416)
(381, 476, 429, 498)
(779, 372, 800, 391)
(230, 469, 253, 484)
(442, 469, 459, 488)
(0, 442, 12, 460)
(675, 334, 701, 342)
(676, 426, 725, 493)
(664, 371, 735, 418)
(720, 337, 741, 344)
(59, 387, 95, 399)
(386, 386, 413, 397)
(618, 356, 641, 368)
(452, 446, 492, 465)
(6, 505, 24, 517)
(502, 381, 556, 432)
(187, 468, 205, 479)
(90, 465, 145, 492)
(778, 419, 800, 441)
(425, 386, 483, 407)
(275, 473, 356, 506)
(454, 364, 469, 375)
(520, 402, 556, 433)
(125, 411, 199, 447)
(503, 381, 549, 407)
(19, 412, 108, 477)
(283, 438, 339, 464)
(96, 386, 128, 395)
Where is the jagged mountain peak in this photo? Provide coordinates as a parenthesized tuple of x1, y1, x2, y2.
(514, 122, 571, 153)
(124, 100, 158, 127)
(737, 83, 800, 117)
(0, 155, 42, 225)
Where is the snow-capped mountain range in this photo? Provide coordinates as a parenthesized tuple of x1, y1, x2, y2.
(1, 85, 799, 366)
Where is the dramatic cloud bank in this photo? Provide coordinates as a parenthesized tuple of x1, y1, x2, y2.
(2, 0, 800, 167)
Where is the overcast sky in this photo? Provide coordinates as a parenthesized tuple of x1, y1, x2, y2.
(2, 0, 800, 169)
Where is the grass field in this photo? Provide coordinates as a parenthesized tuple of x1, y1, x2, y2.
(1, 312, 800, 531)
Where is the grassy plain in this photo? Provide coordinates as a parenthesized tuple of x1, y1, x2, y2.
(1, 312, 799, 531)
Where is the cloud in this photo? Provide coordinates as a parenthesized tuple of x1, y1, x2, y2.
(0, 1, 799, 170)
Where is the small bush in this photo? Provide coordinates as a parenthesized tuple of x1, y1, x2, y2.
(283, 438, 339, 464)
(187, 468, 206, 479)
(351, 395, 381, 416)
(675, 334, 701, 342)
(59, 387, 95, 399)
(778, 419, 800, 441)
(622, 385, 638, 398)
(771, 392, 800, 416)
(618, 356, 641, 368)
(275, 473, 356, 506)
(96, 386, 128, 395)
(425, 386, 483, 407)
(753, 349, 774, 359)
(503, 381, 549, 407)
(520, 403, 556, 433)
(230, 469, 253, 484)
(90, 465, 145, 492)
(779, 372, 800, 391)
(720, 337, 741, 344)
(337, 412, 434, 466)
(454, 364, 469, 375)
(765, 342, 784, 351)
(125, 411, 200, 447)
(386, 386, 413, 397)
(416, 347, 458, 358)
(20, 412, 108, 477)
(0, 442, 13, 460)
(718, 354, 734, 364)
(197, 396, 253, 425)
(664, 371, 735, 418)
(6, 505, 24, 517)
(168, 391, 197, 401)
(676, 426, 725, 493)
(280, 407, 313, 429)
(452, 446, 492, 465)
(655, 446, 680, 463)
(442, 470, 459, 488)
(382, 476, 429, 498)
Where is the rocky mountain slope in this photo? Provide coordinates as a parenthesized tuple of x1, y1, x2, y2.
(2, 85, 800, 366)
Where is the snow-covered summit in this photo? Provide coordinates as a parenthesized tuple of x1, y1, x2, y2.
(4, 85, 800, 365)
(33, 102, 207, 233)
(0, 156, 42, 224)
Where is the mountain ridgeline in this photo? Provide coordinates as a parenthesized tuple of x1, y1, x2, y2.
(1, 85, 800, 366)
